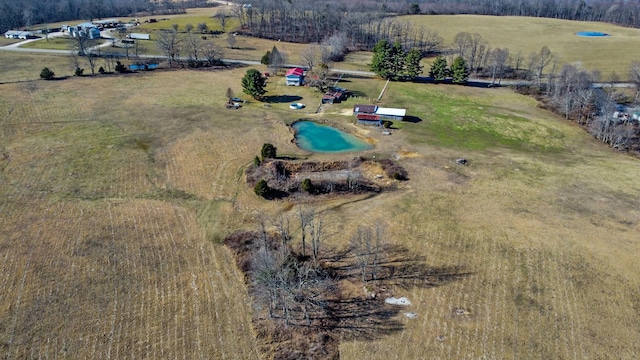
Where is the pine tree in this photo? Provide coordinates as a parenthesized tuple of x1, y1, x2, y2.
(388, 42, 405, 81)
(241, 69, 267, 99)
(450, 56, 470, 84)
(429, 55, 449, 82)
(404, 49, 423, 80)
(369, 39, 392, 79)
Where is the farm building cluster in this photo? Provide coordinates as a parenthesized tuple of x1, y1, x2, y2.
(4, 18, 148, 41)
(353, 104, 407, 125)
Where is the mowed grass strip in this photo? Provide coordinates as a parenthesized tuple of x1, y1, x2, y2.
(402, 15, 640, 79)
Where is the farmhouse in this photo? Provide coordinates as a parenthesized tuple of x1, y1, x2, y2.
(4, 30, 35, 39)
(285, 67, 305, 86)
(375, 107, 406, 121)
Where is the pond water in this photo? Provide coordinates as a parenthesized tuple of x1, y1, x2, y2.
(292, 121, 372, 153)
(576, 31, 609, 37)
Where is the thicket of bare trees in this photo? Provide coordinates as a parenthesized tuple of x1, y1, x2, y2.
(224, 208, 470, 357)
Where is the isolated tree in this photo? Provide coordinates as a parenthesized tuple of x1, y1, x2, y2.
(404, 49, 423, 80)
(171, 23, 179, 32)
(185, 23, 194, 33)
(429, 55, 449, 82)
(214, 11, 230, 32)
(197, 22, 208, 34)
(450, 56, 469, 84)
(300, 45, 317, 71)
(242, 69, 267, 99)
(39, 67, 54, 80)
(323, 32, 348, 62)
(261, 143, 277, 159)
(157, 29, 182, 67)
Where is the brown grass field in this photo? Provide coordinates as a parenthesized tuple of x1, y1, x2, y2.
(1, 56, 639, 359)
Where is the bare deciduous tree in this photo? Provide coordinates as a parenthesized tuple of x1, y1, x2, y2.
(185, 23, 193, 33)
(215, 10, 230, 33)
(488, 48, 509, 85)
(184, 32, 202, 62)
(226, 32, 237, 49)
(300, 45, 317, 71)
(202, 43, 224, 66)
(156, 29, 182, 67)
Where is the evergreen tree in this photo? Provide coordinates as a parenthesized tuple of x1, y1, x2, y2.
(268, 46, 284, 74)
(388, 42, 405, 81)
(241, 69, 267, 99)
(261, 51, 271, 65)
(370, 39, 392, 79)
(404, 49, 423, 80)
(261, 143, 277, 159)
(39, 67, 55, 80)
(450, 56, 470, 84)
(429, 55, 449, 82)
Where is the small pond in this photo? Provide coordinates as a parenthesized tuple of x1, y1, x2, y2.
(576, 31, 609, 37)
(292, 121, 372, 153)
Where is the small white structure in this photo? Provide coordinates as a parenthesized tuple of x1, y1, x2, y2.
(127, 33, 150, 40)
(375, 107, 407, 121)
(385, 297, 412, 305)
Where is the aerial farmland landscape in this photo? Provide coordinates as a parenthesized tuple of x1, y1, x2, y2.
(1, 0, 640, 359)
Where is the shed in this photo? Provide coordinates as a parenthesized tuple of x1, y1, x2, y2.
(375, 107, 406, 121)
(353, 104, 378, 116)
(356, 114, 382, 126)
(322, 90, 345, 104)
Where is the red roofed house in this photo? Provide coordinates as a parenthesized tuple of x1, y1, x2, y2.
(285, 67, 305, 86)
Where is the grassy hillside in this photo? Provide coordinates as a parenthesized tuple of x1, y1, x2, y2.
(404, 15, 640, 80)
(0, 67, 639, 359)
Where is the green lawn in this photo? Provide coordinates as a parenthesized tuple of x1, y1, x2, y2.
(19, 36, 74, 50)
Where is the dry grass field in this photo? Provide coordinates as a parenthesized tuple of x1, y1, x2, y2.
(1, 62, 639, 359)
(404, 15, 640, 80)
(0, 52, 74, 83)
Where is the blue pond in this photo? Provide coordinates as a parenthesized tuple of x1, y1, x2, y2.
(576, 31, 609, 37)
(292, 121, 372, 153)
